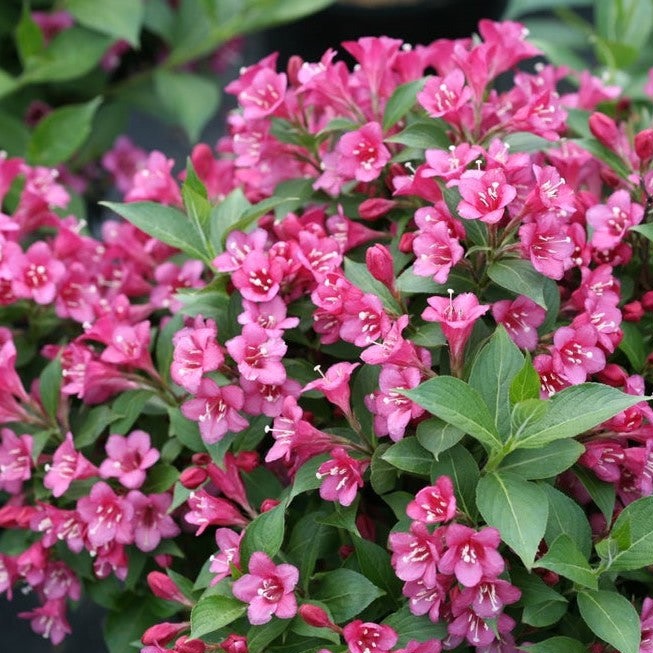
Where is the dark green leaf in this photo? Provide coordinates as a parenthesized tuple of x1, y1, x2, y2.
(344, 258, 401, 313)
(64, 0, 145, 45)
(631, 222, 653, 243)
(541, 483, 593, 558)
(416, 417, 464, 459)
(110, 390, 153, 434)
(27, 98, 102, 166)
(74, 405, 114, 447)
(395, 267, 476, 295)
(573, 466, 616, 524)
(370, 443, 397, 495)
(39, 356, 62, 421)
(577, 589, 640, 653)
(385, 117, 451, 149)
(381, 437, 432, 477)
(469, 326, 524, 436)
(487, 258, 549, 308)
(404, 376, 502, 451)
(509, 354, 541, 403)
(289, 454, 328, 500)
(382, 79, 425, 131)
(353, 536, 402, 606)
(382, 605, 447, 646)
(15, 6, 44, 67)
(618, 321, 648, 371)
(476, 472, 548, 567)
(521, 637, 588, 653)
(499, 439, 584, 479)
(101, 200, 208, 262)
(191, 595, 246, 638)
(142, 464, 179, 493)
(168, 408, 204, 452)
(522, 599, 568, 627)
(240, 499, 287, 567)
(312, 569, 384, 623)
(248, 618, 290, 653)
(535, 534, 597, 589)
(430, 444, 479, 518)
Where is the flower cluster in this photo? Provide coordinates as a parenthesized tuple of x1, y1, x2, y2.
(2, 15, 653, 653)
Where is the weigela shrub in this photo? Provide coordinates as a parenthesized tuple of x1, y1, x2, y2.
(2, 17, 653, 653)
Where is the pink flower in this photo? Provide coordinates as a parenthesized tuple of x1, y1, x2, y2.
(403, 578, 449, 622)
(422, 291, 489, 362)
(231, 251, 285, 303)
(343, 620, 398, 653)
(438, 524, 505, 587)
(226, 323, 287, 385)
(76, 481, 135, 549)
(99, 430, 160, 490)
(171, 315, 224, 394)
(519, 215, 575, 280)
(238, 297, 300, 335)
(44, 432, 98, 497)
(0, 428, 33, 492)
(551, 324, 606, 384)
(316, 447, 369, 507)
(448, 608, 515, 648)
(210, 528, 243, 585)
(586, 189, 644, 250)
(18, 598, 71, 645)
(101, 135, 147, 194)
(10, 241, 65, 304)
(412, 220, 464, 284)
(232, 552, 299, 625)
(238, 67, 287, 120)
(126, 491, 180, 552)
(452, 578, 521, 618)
(181, 378, 248, 444)
(455, 169, 516, 224)
(336, 122, 390, 183)
(639, 596, 653, 652)
(417, 69, 472, 123)
(389, 521, 442, 587)
(491, 295, 546, 350)
(406, 476, 457, 524)
(303, 362, 359, 416)
(125, 151, 182, 206)
(185, 489, 248, 535)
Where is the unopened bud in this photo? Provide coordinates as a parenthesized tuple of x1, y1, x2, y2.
(259, 498, 280, 513)
(191, 453, 211, 466)
(635, 128, 653, 165)
(642, 290, 653, 312)
(234, 451, 259, 472)
(180, 467, 208, 489)
(596, 364, 627, 387)
(154, 554, 173, 569)
(220, 633, 248, 653)
(147, 572, 192, 606)
(141, 622, 188, 646)
(359, 198, 396, 220)
(623, 300, 644, 322)
(298, 604, 332, 628)
(366, 244, 395, 289)
(589, 112, 620, 149)
(175, 636, 207, 653)
(600, 167, 621, 188)
(398, 231, 415, 253)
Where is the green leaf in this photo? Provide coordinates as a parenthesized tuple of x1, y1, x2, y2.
(209, 187, 251, 251)
(154, 70, 220, 142)
(573, 466, 616, 524)
(191, 595, 246, 638)
(505, 0, 592, 19)
(27, 98, 102, 166)
(15, 6, 44, 68)
(416, 417, 464, 459)
(39, 356, 62, 421)
(240, 499, 287, 567)
(618, 321, 648, 371)
(535, 534, 597, 589)
(101, 200, 208, 263)
(499, 439, 584, 480)
(541, 483, 593, 558)
(469, 326, 524, 436)
(312, 569, 384, 623)
(142, 464, 179, 493)
(395, 266, 476, 295)
(514, 567, 568, 626)
(596, 0, 653, 51)
(110, 390, 153, 434)
(353, 536, 402, 606)
(381, 437, 432, 477)
(0, 109, 29, 153)
(514, 383, 646, 448)
(430, 444, 479, 519)
(521, 637, 588, 653)
(382, 605, 447, 646)
(631, 222, 653, 243)
(577, 589, 641, 653)
(344, 258, 401, 313)
(370, 443, 398, 495)
(21, 27, 112, 83)
(385, 117, 451, 149)
(74, 405, 114, 447)
(509, 354, 541, 403)
(574, 138, 631, 179)
(248, 618, 290, 653)
(596, 496, 653, 572)
(382, 79, 425, 131)
(522, 599, 568, 627)
(404, 376, 502, 451)
(476, 472, 548, 567)
(64, 0, 145, 46)
(168, 408, 204, 452)
(487, 258, 549, 308)
(289, 455, 328, 500)
(504, 131, 556, 152)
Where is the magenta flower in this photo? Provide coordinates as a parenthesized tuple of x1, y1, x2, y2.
(455, 168, 516, 224)
(99, 430, 160, 490)
(237, 67, 287, 120)
(225, 323, 287, 386)
(343, 620, 398, 653)
(412, 220, 464, 284)
(232, 552, 299, 625)
(303, 362, 360, 416)
(388, 521, 443, 587)
(406, 476, 457, 524)
(417, 69, 472, 124)
(336, 122, 390, 183)
(551, 324, 606, 384)
(185, 489, 248, 535)
(0, 428, 33, 492)
(438, 524, 505, 587)
(18, 598, 71, 646)
(519, 215, 575, 280)
(44, 432, 98, 497)
(639, 596, 653, 652)
(491, 295, 546, 351)
(76, 481, 135, 549)
(209, 528, 243, 585)
(181, 378, 249, 444)
(126, 491, 180, 552)
(10, 241, 65, 304)
(316, 447, 369, 507)
(453, 578, 521, 619)
(586, 189, 644, 250)
(403, 578, 448, 622)
(422, 291, 489, 364)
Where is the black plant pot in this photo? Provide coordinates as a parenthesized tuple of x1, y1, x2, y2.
(260, 0, 509, 66)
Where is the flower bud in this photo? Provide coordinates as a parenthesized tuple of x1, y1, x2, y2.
(600, 167, 621, 188)
(398, 231, 415, 253)
(141, 622, 187, 646)
(589, 112, 620, 149)
(175, 636, 206, 653)
(298, 604, 332, 628)
(147, 572, 192, 606)
(220, 634, 248, 653)
(642, 290, 653, 311)
(596, 364, 627, 387)
(635, 128, 653, 165)
(180, 467, 208, 489)
(622, 300, 644, 322)
(259, 498, 280, 513)
(359, 198, 396, 220)
(234, 451, 259, 472)
(366, 244, 395, 289)
(191, 453, 211, 466)
(154, 554, 173, 569)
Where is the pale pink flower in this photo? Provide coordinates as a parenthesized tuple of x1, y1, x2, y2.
(181, 378, 248, 444)
(438, 524, 504, 587)
(551, 324, 606, 384)
(412, 220, 464, 284)
(519, 214, 575, 280)
(452, 578, 521, 618)
(0, 428, 33, 493)
(586, 189, 644, 250)
(316, 447, 369, 507)
(448, 608, 515, 648)
(99, 430, 160, 490)
(343, 620, 398, 653)
(232, 552, 299, 625)
(125, 151, 182, 206)
(238, 67, 287, 120)
(403, 578, 448, 622)
(44, 432, 98, 497)
(238, 297, 300, 335)
(231, 250, 285, 303)
(639, 596, 653, 652)
(18, 598, 71, 645)
(417, 69, 472, 124)
(406, 476, 457, 524)
(209, 528, 243, 585)
(101, 136, 147, 194)
(126, 491, 180, 552)
(42, 561, 81, 601)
